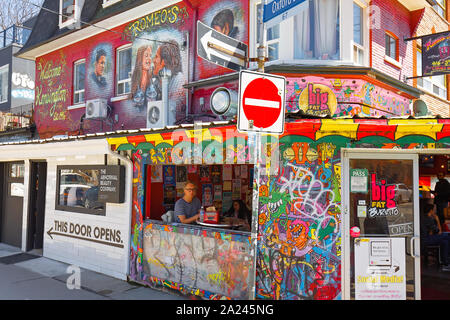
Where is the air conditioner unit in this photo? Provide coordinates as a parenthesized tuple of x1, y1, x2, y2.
(146, 100, 165, 128)
(85, 99, 108, 119)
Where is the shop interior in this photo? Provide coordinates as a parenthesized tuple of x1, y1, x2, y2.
(143, 164, 254, 232)
(419, 154, 450, 300)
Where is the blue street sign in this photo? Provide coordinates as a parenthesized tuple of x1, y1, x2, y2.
(263, 0, 308, 28)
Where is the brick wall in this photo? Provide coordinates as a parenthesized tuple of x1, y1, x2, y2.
(371, 0, 414, 85)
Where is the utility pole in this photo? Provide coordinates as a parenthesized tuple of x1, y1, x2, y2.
(249, 0, 266, 301)
(257, 2, 266, 73)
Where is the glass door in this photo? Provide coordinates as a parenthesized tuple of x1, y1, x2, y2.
(343, 152, 420, 300)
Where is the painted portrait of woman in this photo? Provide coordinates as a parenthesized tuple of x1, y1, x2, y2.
(130, 45, 160, 110)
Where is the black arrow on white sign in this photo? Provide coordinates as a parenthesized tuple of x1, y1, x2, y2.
(46, 227, 124, 248)
(197, 20, 248, 72)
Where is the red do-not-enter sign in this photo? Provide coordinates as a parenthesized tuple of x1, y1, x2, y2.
(238, 70, 286, 134)
(242, 78, 282, 128)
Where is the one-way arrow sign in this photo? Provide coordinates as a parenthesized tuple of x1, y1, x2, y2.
(197, 20, 248, 72)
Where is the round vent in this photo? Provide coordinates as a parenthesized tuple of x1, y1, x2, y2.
(86, 102, 95, 116)
(413, 99, 428, 117)
(148, 105, 160, 124)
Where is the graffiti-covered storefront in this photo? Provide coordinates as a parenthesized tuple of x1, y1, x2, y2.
(107, 123, 261, 299)
(107, 117, 450, 300)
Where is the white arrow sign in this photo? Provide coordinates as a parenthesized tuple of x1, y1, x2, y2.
(197, 21, 248, 72)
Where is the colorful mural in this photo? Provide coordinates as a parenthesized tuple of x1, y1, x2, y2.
(286, 76, 412, 117)
(33, 1, 250, 139)
(114, 119, 450, 300)
(35, 51, 74, 136)
(142, 223, 252, 299)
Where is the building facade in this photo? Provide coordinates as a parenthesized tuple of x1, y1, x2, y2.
(1, 0, 447, 300)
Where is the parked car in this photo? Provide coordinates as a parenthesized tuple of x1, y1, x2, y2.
(394, 183, 412, 202)
(59, 173, 91, 207)
(84, 186, 105, 211)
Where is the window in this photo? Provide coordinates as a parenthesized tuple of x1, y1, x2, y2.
(116, 45, 132, 95)
(417, 47, 448, 99)
(59, 0, 85, 28)
(385, 32, 398, 61)
(56, 166, 106, 215)
(433, 0, 446, 19)
(8, 163, 24, 197)
(256, 3, 280, 61)
(103, 0, 122, 8)
(353, 2, 364, 65)
(60, 0, 75, 26)
(0, 64, 8, 103)
(293, 0, 340, 60)
(73, 60, 85, 104)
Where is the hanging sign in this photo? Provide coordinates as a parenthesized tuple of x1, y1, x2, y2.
(422, 31, 450, 77)
(354, 238, 406, 300)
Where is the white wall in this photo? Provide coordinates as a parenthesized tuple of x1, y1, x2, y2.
(44, 155, 130, 280)
(0, 139, 132, 280)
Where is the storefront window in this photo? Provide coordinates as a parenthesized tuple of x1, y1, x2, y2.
(56, 167, 105, 215)
(293, 0, 340, 60)
(146, 164, 254, 229)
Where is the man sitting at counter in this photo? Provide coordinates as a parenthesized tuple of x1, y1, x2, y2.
(174, 181, 201, 224)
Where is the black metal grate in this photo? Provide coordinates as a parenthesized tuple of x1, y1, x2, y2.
(0, 253, 40, 265)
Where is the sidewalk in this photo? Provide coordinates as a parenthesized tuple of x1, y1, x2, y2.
(0, 243, 188, 300)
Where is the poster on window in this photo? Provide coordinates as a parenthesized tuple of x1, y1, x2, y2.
(151, 165, 163, 183)
(202, 183, 213, 207)
(223, 164, 232, 180)
(422, 31, 450, 77)
(232, 179, 241, 200)
(199, 165, 211, 182)
(163, 185, 176, 205)
(214, 185, 222, 200)
(211, 165, 222, 184)
(176, 166, 187, 183)
(354, 237, 406, 300)
(163, 165, 176, 186)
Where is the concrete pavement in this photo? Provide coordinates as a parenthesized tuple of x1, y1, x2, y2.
(0, 243, 188, 300)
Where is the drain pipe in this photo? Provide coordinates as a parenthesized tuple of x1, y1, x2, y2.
(106, 144, 133, 281)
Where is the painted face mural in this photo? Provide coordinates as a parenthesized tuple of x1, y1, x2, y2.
(197, 0, 248, 79)
(88, 43, 113, 95)
(131, 29, 186, 124)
